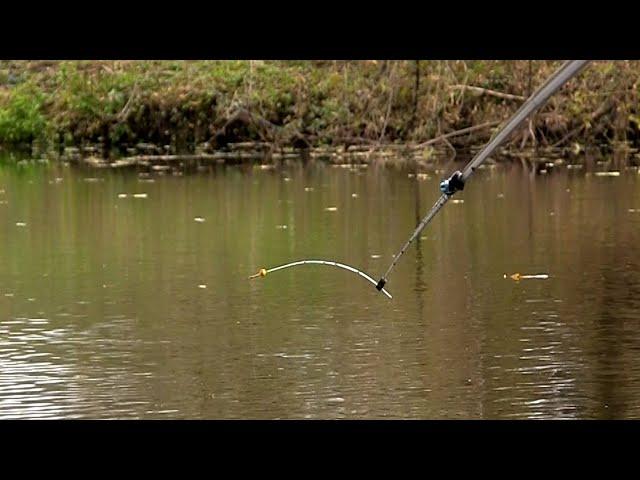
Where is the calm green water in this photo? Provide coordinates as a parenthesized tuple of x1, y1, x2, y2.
(1, 155, 640, 419)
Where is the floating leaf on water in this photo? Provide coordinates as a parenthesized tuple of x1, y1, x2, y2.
(276, 225, 288, 229)
(118, 194, 128, 198)
(198, 284, 207, 289)
(407, 173, 415, 178)
(370, 254, 381, 259)
(304, 187, 314, 192)
(416, 173, 430, 181)
(84, 177, 102, 182)
(497, 193, 505, 198)
(4, 293, 13, 297)
(351, 193, 358, 198)
(567, 164, 583, 169)
(325, 206, 338, 212)
(451, 199, 464, 204)
(504, 273, 550, 281)
(594, 171, 620, 177)
(194, 217, 205, 223)
(16, 222, 26, 227)
(133, 193, 148, 198)
(629, 209, 638, 213)
(283, 177, 291, 182)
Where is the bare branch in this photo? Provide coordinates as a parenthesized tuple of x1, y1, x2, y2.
(449, 85, 526, 102)
(416, 120, 501, 148)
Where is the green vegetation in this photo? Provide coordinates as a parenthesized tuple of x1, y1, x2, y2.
(0, 60, 638, 156)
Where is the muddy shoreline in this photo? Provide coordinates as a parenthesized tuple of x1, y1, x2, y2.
(3, 141, 637, 180)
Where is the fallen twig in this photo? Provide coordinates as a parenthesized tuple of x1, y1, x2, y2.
(416, 120, 501, 148)
(449, 85, 526, 101)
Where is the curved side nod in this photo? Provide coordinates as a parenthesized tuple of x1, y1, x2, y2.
(249, 260, 393, 299)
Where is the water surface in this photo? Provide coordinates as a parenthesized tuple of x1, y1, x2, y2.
(1, 156, 639, 419)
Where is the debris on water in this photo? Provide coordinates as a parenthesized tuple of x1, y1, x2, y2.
(370, 254, 381, 259)
(304, 187, 314, 192)
(283, 177, 291, 182)
(325, 206, 338, 212)
(198, 284, 207, 289)
(327, 397, 345, 403)
(416, 173, 430, 181)
(4, 293, 13, 297)
(28, 298, 35, 302)
(407, 173, 415, 178)
(497, 193, 505, 198)
(594, 171, 620, 177)
(629, 209, 639, 213)
(0, 189, 4, 194)
(276, 225, 288, 229)
(567, 164, 583, 170)
(84, 177, 103, 182)
(504, 273, 550, 281)
(16, 222, 26, 227)
(194, 217, 205, 223)
(118, 194, 128, 198)
(133, 193, 148, 198)
(351, 193, 358, 198)
(451, 199, 464, 204)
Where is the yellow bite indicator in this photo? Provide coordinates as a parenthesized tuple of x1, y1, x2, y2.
(249, 268, 268, 280)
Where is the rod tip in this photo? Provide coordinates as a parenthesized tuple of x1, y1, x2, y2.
(248, 268, 268, 280)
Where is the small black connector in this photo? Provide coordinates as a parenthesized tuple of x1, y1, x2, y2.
(439, 170, 465, 196)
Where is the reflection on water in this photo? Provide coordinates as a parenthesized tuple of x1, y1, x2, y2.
(1, 155, 640, 419)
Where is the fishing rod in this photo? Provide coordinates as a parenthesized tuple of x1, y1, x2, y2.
(375, 60, 590, 293)
(250, 61, 589, 299)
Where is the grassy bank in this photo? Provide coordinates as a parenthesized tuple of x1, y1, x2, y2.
(0, 60, 639, 159)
